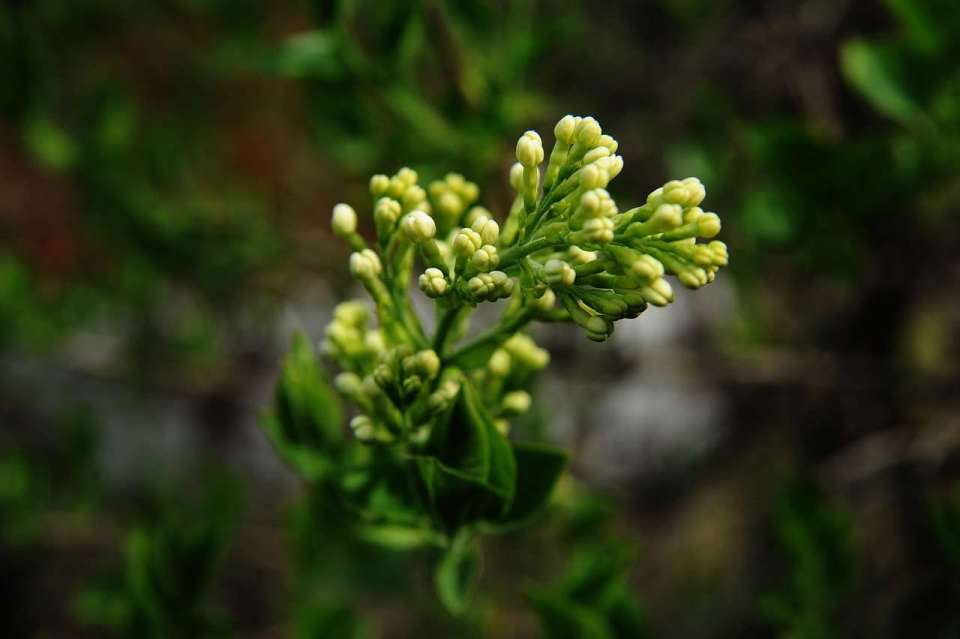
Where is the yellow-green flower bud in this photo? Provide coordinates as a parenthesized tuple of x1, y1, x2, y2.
(405, 349, 440, 380)
(554, 114, 578, 145)
(504, 334, 550, 370)
(488, 348, 511, 376)
(400, 210, 436, 243)
(536, 287, 557, 311)
(575, 116, 602, 148)
(568, 246, 597, 264)
(696, 212, 721, 238)
(471, 215, 500, 245)
(516, 130, 545, 167)
(370, 174, 390, 198)
(401, 184, 427, 211)
(598, 134, 618, 153)
(349, 249, 382, 279)
(468, 270, 514, 301)
(374, 197, 401, 227)
(331, 203, 357, 237)
(582, 146, 610, 165)
(682, 177, 705, 206)
(452, 228, 483, 258)
(471, 244, 499, 272)
(509, 162, 524, 191)
(396, 167, 417, 187)
(418, 267, 449, 298)
(333, 300, 369, 327)
(350, 415, 376, 442)
(501, 390, 532, 415)
(335, 371, 364, 396)
(543, 259, 576, 287)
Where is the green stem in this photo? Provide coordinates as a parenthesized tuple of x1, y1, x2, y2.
(497, 236, 555, 271)
(444, 306, 534, 367)
(433, 301, 469, 356)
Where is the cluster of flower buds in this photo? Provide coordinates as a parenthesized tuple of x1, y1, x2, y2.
(496, 115, 728, 341)
(325, 113, 728, 446)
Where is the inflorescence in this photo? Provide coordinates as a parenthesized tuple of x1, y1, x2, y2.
(324, 114, 728, 445)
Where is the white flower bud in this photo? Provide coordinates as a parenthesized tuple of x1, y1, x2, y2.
(418, 267, 449, 297)
(516, 130, 545, 167)
(554, 115, 578, 145)
(471, 215, 500, 245)
(349, 249, 382, 279)
(542, 259, 576, 287)
(468, 270, 513, 301)
(579, 163, 604, 190)
(400, 210, 436, 243)
(331, 203, 357, 237)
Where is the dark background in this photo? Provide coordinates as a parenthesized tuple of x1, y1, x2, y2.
(2, 1, 959, 637)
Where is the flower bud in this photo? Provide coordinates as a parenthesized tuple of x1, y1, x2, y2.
(568, 246, 597, 264)
(516, 130, 545, 167)
(501, 390, 532, 415)
(682, 177, 706, 206)
(488, 349, 511, 376)
(542, 259, 576, 287)
(452, 228, 483, 258)
(554, 115, 578, 145)
(575, 116, 602, 148)
(374, 197, 401, 227)
(471, 215, 500, 245)
(471, 244, 499, 272)
(331, 203, 357, 237)
(349, 249, 382, 279)
(509, 163, 525, 192)
(334, 371, 364, 396)
(696, 212, 722, 238)
(350, 415, 376, 442)
(400, 210, 436, 243)
(598, 134, 618, 153)
(418, 267, 449, 298)
(536, 287, 557, 311)
(370, 174, 390, 197)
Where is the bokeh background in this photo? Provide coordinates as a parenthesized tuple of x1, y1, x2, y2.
(2, 1, 960, 637)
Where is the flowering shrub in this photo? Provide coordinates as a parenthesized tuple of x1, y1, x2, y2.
(264, 114, 728, 612)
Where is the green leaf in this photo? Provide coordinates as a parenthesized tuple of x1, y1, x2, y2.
(265, 332, 343, 479)
(527, 589, 612, 639)
(434, 531, 480, 616)
(841, 39, 920, 124)
(275, 30, 344, 80)
(496, 442, 567, 527)
(419, 379, 517, 530)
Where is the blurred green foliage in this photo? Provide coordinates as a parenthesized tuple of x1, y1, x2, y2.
(72, 474, 242, 638)
(759, 483, 854, 639)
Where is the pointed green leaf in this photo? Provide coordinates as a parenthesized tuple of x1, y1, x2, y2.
(841, 39, 920, 124)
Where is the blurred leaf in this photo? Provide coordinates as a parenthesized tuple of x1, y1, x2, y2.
(495, 442, 567, 528)
(23, 116, 77, 171)
(434, 530, 480, 616)
(841, 39, 920, 124)
(276, 30, 344, 79)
